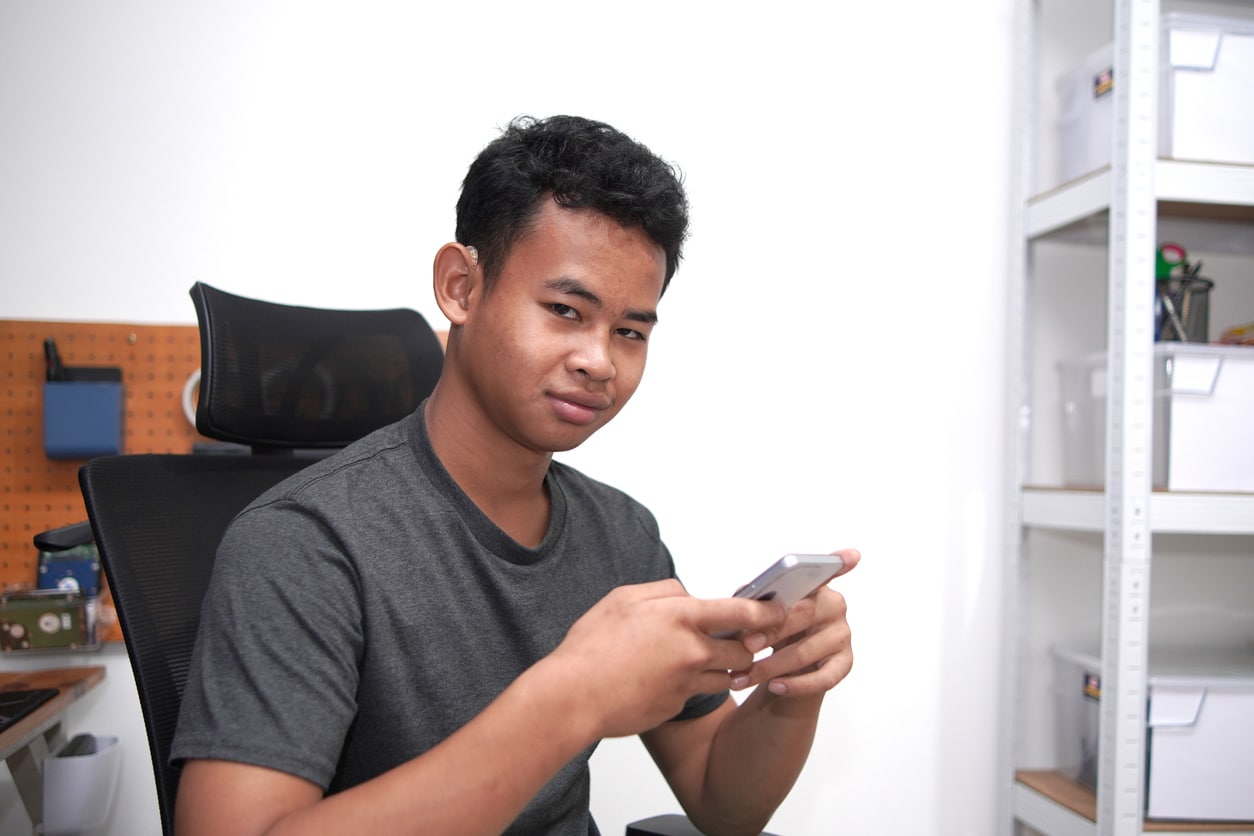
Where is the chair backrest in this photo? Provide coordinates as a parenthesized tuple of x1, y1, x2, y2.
(80, 454, 312, 834)
(80, 284, 444, 834)
(190, 281, 444, 451)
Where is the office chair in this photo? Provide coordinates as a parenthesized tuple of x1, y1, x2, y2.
(79, 283, 445, 834)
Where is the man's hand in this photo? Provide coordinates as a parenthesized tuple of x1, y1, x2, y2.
(542, 579, 788, 739)
(729, 548, 859, 698)
(641, 549, 859, 833)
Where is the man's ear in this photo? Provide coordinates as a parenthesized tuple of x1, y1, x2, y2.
(432, 243, 479, 326)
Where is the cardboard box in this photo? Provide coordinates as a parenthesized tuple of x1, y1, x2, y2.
(1053, 645, 1254, 821)
(1056, 13, 1254, 186)
(1058, 343, 1254, 492)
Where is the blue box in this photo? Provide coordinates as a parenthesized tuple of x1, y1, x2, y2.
(43, 382, 124, 459)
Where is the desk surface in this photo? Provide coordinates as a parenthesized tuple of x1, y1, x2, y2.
(0, 666, 106, 761)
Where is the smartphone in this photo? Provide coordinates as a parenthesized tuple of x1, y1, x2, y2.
(733, 553, 845, 610)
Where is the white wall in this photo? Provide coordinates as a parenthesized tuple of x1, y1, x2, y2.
(0, 2, 1018, 834)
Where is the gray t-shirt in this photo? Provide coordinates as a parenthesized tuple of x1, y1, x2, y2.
(172, 406, 726, 835)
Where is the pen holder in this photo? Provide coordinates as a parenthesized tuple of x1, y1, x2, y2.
(1155, 276, 1213, 343)
(43, 380, 125, 460)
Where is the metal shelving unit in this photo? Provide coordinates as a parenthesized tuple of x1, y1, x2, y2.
(1006, 0, 1254, 834)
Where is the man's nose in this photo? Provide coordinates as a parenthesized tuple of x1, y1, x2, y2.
(570, 332, 615, 381)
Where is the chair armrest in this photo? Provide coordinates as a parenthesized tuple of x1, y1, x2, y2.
(624, 813, 782, 835)
(626, 815, 706, 835)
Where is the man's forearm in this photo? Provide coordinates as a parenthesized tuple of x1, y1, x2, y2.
(690, 690, 824, 836)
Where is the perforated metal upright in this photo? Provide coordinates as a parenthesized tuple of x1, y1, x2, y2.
(1097, 0, 1158, 833)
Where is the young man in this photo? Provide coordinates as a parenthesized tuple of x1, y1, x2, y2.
(172, 115, 858, 835)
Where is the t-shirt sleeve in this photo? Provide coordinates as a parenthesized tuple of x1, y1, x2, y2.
(672, 690, 730, 722)
(171, 499, 364, 789)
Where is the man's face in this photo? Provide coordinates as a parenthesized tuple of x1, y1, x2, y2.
(458, 201, 667, 454)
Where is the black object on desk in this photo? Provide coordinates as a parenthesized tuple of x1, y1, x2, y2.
(0, 688, 58, 735)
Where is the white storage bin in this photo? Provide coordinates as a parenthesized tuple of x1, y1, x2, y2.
(1058, 343, 1254, 492)
(1052, 645, 1254, 822)
(1057, 41, 1115, 186)
(1056, 12, 1254, 186)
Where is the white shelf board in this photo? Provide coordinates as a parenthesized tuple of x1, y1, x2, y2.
(1021, 488, 1254, 534)
(1026, 161, 1254, 242)
(1027, 169, 1115, 240)
(1014, 782, 1254, 836)
(1157, 160, 1254, 209)
(1014, 781, 1095, 836)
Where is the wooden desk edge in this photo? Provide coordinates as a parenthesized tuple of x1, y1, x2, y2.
(0, 665, 107, 759)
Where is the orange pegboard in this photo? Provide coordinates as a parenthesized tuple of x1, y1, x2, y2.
(1, 320, 206, 641)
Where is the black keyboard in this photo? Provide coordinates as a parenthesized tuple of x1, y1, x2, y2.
(0, 688, 59, 734)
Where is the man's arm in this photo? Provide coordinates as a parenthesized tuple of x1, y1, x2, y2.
(176, 655, 606, 836)
(641, 550, 859, 836)
(176, 580, 790, 836)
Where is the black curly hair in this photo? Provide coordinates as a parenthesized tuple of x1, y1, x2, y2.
(455, 115, 689, 295)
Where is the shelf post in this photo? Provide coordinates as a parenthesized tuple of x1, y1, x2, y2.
(1001, 0, 1038, 831)
(1100, 0, 1158, 833)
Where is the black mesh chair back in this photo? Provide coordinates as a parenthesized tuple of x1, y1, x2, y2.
(80, 454, 312, 834)
(190, 281, 444, 451)
(78, 284, 445, 834)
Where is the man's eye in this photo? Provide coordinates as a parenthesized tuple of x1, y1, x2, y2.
(617, 328, 647, 342)
(550, 303, 578, 319)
